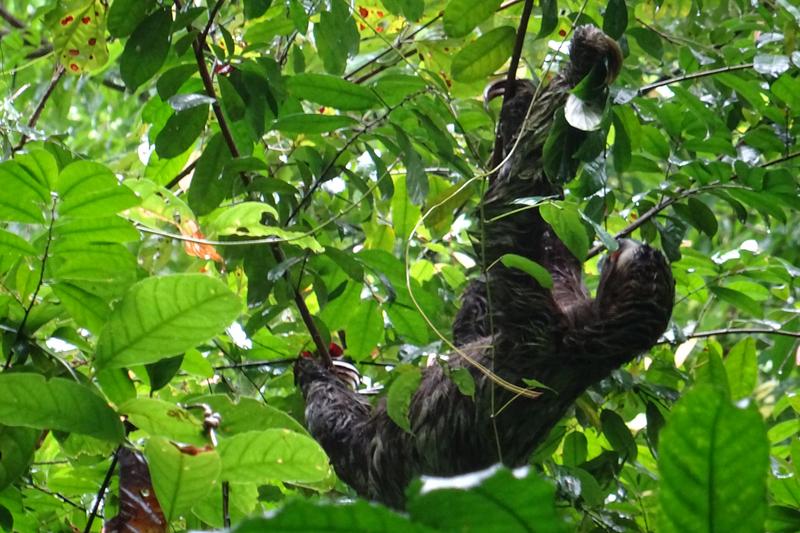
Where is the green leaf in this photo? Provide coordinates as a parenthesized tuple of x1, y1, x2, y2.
(391, 176, 422, 241)
(208, 202, 278, 235)
(0, 374, 124, 442)
(146, 436, 221, 522)
(407, 468, 567, 532)
(612, 107, 633, 173)
(120, 398, 206, 445)
(443, 0, 503, 38)
(372, 74, 427, 106)
(287, 74, 379, 111)
(539, 202, 589, 260)
(218, 429, 331, 484)
(386, 303, 430, 345)
(187, 133, 233, 216)
(0, 230, 35, 257)
(312, 1, 359, 74)
(451, 26, 516, 82)
(52, 0, 109, 73)
(107, 0, 155, 37)
(0, 426, 38, 491)
(498, 253, 553, 289)
(0, 160, 48, 223)
(95, 274, 241, 369)
(52, 282, 110, 333)
(346, 299, 384, 360)
(710, 286, 761, 317)
(230, 499, 426, 532)
(155, 105, 209, 159)
(387, 367, 422, 433)
(658, 386, 769, 533)
(449, 367, 475, 398)
(156, 64, 197, 100)
(687, 197, 718, 237)
(272, 113, 357, 134)
(771, 72, 800, 113)
(56, 161, 139, 218)
(600, 409, 637, 460)
(119, 8, 172, 91)
(381, 0, 425, 21)
(192, 395, 308, 436)
(537, 0, 558, 38)
(724, 338, 757, 401)
(695, 348, 730, 395)
(15, 148, 58, 191)
(243, 0, 272, 19)
(321, 282, 361, 332)
(54, 216, 139, 244)
(562, 431, 588, 466)
(602, 0, 628, 40)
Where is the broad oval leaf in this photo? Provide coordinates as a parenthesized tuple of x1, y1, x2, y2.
(658, 385, 769, 533)
(346, 298, 384, 360)
(286, 74, 379, 111)
(120, 398, 206, 445)
(119, 8, 172, 91)
(724, 337, 757, 401)
(443, 0, 503, 38)
(602, 0, 628, 40)
(95, 274, 241, 369)
(0, 160, 48, 223)
(451, 26, 515, 82)
(0, 229, 36, 257)
(191, 394, 308, 436)
(600, 409, 637, 460)
(146, 436, 222, 522)
(56, 161, 139, 218)
(52, 0, 110, 73)
(0, 426, 38, 490)
(155, 105, 209, 159)
(0, 374, 124, 442)
(565, 94, 605, 131)
(107, 0, 155, 37)
(387, 367, 422, 433)
(218, 429, 331, 484)
(499, 254, 553, 289)
(271, 113, 357, 134)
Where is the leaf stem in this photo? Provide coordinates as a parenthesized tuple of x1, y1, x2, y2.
(83, 446, 120, 533)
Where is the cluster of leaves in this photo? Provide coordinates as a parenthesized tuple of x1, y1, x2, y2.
(0, 0, 798, 531)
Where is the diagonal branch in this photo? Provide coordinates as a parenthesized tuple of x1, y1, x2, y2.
(13, 64, 65, 153)
(637, 63, 753, 96)
(179, 0, 332, 367)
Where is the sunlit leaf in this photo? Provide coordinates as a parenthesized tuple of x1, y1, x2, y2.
(451, 26, 516, 82)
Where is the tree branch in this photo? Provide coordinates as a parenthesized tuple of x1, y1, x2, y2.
(637, 63, 753, 96)
(661, 327, 800, 344)
(181, 0, 332, 367)
(0, 6, 24, 29)
(13, 64, 65, 152)
(587, 149, 800, 259)
(504, 0, 534, 95)
(83, 447, 120, 533)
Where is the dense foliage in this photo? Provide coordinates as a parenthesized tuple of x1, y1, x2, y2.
(0, 0, 798, 531)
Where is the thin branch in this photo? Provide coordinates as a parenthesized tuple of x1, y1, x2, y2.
(165, 159, 198, 189)
(586, 150, 800, 259)
(0, 6, 24, 29)
(661, 327, 800, 344)
(504, 0, 534, 95)
(285, 89, 426, 225)
(182, 0, 331, 367)
(83, 447, 120, 533)
(201, 0, 225, 43)
(27, 483, 88, 512)
(13, 64, 65, 152)
(6, 196, 57, 369)
(637, 63, 752, 96)
(222, 481, 231, 528)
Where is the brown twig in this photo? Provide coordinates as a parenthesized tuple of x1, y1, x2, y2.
(586, 150, 800, 259)
(504, 0, 534, 96)
(181, 0, 332, 367)
(165, 159, 198, 189)
(13, 64, 65, 152)
(637, 63, 753, 96)
(83, 446, 120, 533)
(0, 6, 24, 28)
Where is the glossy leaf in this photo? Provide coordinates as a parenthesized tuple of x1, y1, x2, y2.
(146, 437, 221, 522)
(119, 8, 172, 91)
(451, 26, 516, 82)
(0, 374, 124, 442)
(218, 429, 331, 484)
(658, 386, 769, 533)
(443, 0, 503, 38)
(539, 203, 589, 261)
(95, 274, 241, 369)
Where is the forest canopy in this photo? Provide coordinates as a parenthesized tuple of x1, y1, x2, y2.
(0, 0, 799, 531)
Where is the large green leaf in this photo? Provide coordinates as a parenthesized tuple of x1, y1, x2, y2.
(95, 274, 241, 369)
(0, 230, 36, 257)
(56, 161, 139, 218)
(146, 436, 221, 522)
(443, 0, 503, 38)
(0, 374, 124, 442)
(0, 426, 38, 490)
(286, 74, 379, 110)
(451, 26, 515, 82)
(191, 394, 308, 436)
(346, 298, 384, 361)
(0, 161, 48, 223)
(658, 385, 769, 533)
(231, 500, 430, 532)
(154, 105, 209, 159)
(499, 253, 554, 289)
(120, 398, 206, 445)
(407, 468, 568, 532)
(272, 113, 357, 134)
(724, 337, 757, 401)
(187, 133, 233, 216)
(107, 0, 155, 37)
(119, 8, 172, 91)
(218, 429, 331, 484)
